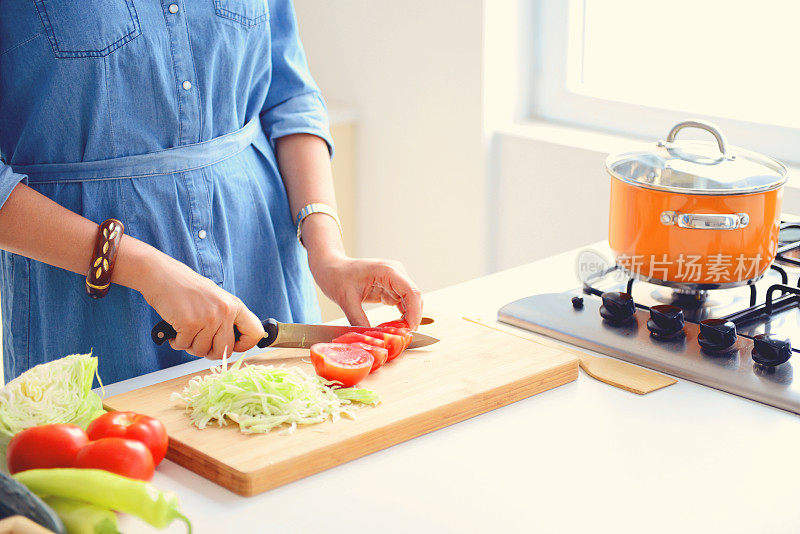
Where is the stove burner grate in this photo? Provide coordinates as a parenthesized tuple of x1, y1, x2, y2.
(581, 220, 800, 338)
(499, 221, 800, 415)
(775, 221, 800, 268)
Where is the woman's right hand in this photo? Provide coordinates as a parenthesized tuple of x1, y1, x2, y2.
(132, 251, 264, 359)
(0, 185, 264, 360)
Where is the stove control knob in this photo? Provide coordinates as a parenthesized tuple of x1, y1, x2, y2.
(698, 319, 737, 352)
(599, 292, 635, 324)
(752, 334, 792, 367)
(647, 305, 684, 339)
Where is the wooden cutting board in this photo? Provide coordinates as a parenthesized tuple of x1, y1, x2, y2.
(104, 314, 578, 496)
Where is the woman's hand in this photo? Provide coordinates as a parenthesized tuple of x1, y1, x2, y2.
(129, 248, 264, 359)
(309, 250, 424, 330)
(272, 134, 423, 328)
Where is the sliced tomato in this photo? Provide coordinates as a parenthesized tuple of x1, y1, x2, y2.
(364, 331, 405, 361)
(332, 334, 389, 372)
(378, 319, 410, 330)
(351, 342, 389, 372)
(376, 326, 412, 351)
(332, 332, 385, 348)
(309, 343, 373, 387)
(376, 320, 413, 350)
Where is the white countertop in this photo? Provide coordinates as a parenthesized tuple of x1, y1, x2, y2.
(110, 243, 800, 534)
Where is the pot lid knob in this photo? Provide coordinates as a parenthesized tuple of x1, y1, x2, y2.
(599, 291, 635, 324)
(698, 319, 737, 352)
(752, 334, 792, 367)
(647, 305, 685, 339)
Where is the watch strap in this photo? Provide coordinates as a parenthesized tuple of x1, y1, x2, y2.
(295, 203, 342, 246)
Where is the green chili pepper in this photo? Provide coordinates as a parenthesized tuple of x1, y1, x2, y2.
(43, 496, 120, 534)
(13, 469, 191, 533)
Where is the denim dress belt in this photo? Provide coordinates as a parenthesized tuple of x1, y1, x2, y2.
(12, 118, 261, 183)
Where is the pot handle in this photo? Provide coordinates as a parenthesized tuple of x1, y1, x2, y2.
(660, 211, 749, 230)
(665, 120, 729, 158)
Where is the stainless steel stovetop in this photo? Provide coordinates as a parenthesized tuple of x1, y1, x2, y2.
(498, 223, 800, 415)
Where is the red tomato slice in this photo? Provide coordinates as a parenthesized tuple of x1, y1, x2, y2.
(351, 342, 389, 372)
(74, 437, 155, 481)
(309, 343, 373, 387)
(87, 411, 169, 466)
(378, 319, 410, 330)
(332, 332, 385, 348)
(332, 334, 389, 372)
(6, 424, 89, 474)
(376, 326, 412, 351)
(364, 331, 405, 361)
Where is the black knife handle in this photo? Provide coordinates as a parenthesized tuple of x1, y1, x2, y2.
(151, 318, 280, 349)
(257, 319, 279, 348)
(150, 320, 177, 345)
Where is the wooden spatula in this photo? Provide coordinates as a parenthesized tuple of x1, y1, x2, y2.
(574, 351, 676, 394)
(464, 317, 676, 395)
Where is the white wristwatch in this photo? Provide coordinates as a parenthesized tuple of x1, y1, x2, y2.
(295, 203, 343, 246)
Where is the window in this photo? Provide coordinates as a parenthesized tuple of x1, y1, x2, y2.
(533, 0, 800, 163)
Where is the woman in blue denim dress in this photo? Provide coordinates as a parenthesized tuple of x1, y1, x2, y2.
(0, 0, 422, 385)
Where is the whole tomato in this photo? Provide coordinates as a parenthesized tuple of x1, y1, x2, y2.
(6, 424, 89, 474)
(74, 437, 155, 481)
(87, 411, 168, 465)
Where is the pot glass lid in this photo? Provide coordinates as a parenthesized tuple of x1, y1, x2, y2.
(606, 120, 788, 195)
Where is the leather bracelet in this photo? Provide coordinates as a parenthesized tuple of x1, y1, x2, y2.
(295, 203, 342, 246)
(85, 219, 125, 299)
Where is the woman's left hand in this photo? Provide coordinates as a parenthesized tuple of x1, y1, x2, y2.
(274, 135, 423, 329)
(309, 251, 423, 330)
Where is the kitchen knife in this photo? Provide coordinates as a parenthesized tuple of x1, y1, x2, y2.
(150, 318, 439, 349)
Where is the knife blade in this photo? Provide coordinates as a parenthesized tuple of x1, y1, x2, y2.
(151, 318, 439, 350)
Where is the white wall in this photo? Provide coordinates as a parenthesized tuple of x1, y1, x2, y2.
(294, 1, 487, 292)
(491, 130, 609, 272)
(481, 0, 613, 272)
(294, 0, 800, 292)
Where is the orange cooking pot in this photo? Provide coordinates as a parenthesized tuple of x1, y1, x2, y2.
(607, 120, 788, 289)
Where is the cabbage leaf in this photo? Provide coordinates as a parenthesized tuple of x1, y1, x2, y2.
(0, 353, 105, 466)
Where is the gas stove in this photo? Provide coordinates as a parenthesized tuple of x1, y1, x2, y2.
(498, 222, 800, 415)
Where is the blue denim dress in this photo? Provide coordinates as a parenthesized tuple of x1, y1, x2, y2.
(0, 0, 331, 384)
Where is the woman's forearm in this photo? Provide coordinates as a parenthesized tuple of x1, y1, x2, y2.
(274, 133, 344, 262)
(0, 182, 264, 357)
(0, 182, 161, 293)
(274, 133, 423, 328)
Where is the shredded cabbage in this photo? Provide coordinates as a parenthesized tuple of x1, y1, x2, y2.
(0, 353, 105, 467)
(172, 358, 379, 434)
